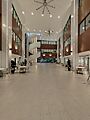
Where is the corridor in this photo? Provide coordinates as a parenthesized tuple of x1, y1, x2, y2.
(0, 64, 90, 120)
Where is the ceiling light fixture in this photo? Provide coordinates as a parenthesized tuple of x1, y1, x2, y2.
(22, 11, 25, 15)
(34, 0, 55, 15)
(58, 16, 60, 19)
(31, 12, 34, 15)
(50, 14, 52, 18)
(41, 14, 44, 16)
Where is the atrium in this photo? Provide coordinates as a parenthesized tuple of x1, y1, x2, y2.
(0, 0, 90, 120)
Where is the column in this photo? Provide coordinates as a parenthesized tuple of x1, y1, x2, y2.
(71, 0, 79, 71)
(1, 0, 12, 69)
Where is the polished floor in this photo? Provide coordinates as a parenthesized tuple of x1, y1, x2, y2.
(0, 63, 90, 120)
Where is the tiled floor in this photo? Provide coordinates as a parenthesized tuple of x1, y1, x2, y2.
(0, 63, 90, 120)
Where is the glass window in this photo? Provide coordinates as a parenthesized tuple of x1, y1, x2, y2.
(80, 20, 85, 35)
(16, 35, 18, 42)
(46, 41, 48, 44)
(48, 41, 50, 44)
(15, 12, 17, 21)
(18, 21, 20, 26)
(49, 49, 51, 52)
(13, 10, 15, 18)
(51, 42, 52, 44)
(12, 31, 14, 38)
(18, 38, 21, 45)
(13, 32, 15, 41)
(86, 14, 90, 30)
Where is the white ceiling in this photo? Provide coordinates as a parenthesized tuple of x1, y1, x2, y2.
(16, 0, 72, 39)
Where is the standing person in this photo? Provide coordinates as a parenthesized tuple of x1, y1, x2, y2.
(67, 59, 71, 71)
(11, 60, 16, 74)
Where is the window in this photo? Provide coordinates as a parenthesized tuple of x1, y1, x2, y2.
(12, 5, 22, 30)
(80, 20, 85, 34)
(86, 14, 90, 30)
(13, 32, 15, 41)
(79, 13, 90, 35)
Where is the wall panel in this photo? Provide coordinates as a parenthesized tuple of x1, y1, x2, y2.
(78, 0, 90, 53)
(0, 0, 2, 50)
(78, 27, 90, 52)
(79, 0, 90, 23)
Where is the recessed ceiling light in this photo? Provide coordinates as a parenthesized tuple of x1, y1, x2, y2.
(58, 16, 60, 19)
(33, 29, 36, 31)
(50, 14, 52, 18)
(41, 14, 44, 16)
(31, 12, 34, 15)
(22, 11, 25, 15)
(56, 31, 58, 34)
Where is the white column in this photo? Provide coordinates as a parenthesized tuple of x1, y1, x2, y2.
(60, 31, 64, 64)
(2, 0, 12, 69)
(2, 0, 8, 68)
(57, 39, 60, 63)
(0, 0, 12, 69)
(71, 0, 79, 71)
(8, 0, 12, 69)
